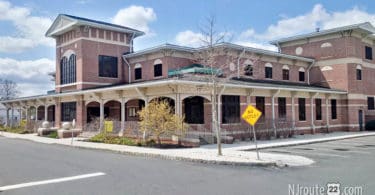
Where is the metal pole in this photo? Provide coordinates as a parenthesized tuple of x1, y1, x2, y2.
(252, 125, 260, 160)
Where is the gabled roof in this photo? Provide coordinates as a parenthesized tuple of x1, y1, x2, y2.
(45, 14, 145, 38)
(270, 22, 375, 45)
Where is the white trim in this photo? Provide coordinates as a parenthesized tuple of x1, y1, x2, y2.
(154, 59, 162, 65)
(56, 82, 112, 88)
(134, 63, 142, 68)
(315, 57, 375, 69)
(265, 62, 273, 67)
(282, 65, 289, 70)
(57, 37, 130, 48)
(62, 50, 76, 58)
(298, 67, 305, 72)
(244, 59, 254, 65)
(356, 64, 362, 70)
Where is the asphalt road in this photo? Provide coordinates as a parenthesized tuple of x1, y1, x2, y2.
(0, 135, 374, 195)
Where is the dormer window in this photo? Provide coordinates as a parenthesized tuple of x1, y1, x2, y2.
(265, 63, 272, 79)
(154, 59, 163, 77)
(299, 67, 305, 82)
(282, 65, 289, 80)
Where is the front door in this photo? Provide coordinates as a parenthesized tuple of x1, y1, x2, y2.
(358, 110, 363, 131)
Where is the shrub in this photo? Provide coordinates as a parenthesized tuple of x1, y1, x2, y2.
(365, 120, 375, 131)
(89, 132, 137, 146)
(0, 126, 28, 134)
(46, 131, 58, 139)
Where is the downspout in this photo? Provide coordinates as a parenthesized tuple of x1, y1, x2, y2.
(122, 56, 131, 84)
(130, 32, 136, 52)
(307, 60, 315, 85)
(237, 48, 246, 79)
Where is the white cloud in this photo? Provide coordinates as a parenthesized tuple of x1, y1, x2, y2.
(112, 5, 156, 34)
(0, 0, 54, 53)
(0, 57, 55, 97)
(175, 30, 205, 47)
(234, 41, 278, 51)
(242, 4, 375, 42)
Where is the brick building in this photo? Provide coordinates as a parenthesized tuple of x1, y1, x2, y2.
(1, 14, 374, 138)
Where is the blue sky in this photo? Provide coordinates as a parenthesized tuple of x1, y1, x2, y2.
(0, 0, 375, 97)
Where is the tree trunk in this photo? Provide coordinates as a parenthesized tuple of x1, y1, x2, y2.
(212, 82, 222, 155)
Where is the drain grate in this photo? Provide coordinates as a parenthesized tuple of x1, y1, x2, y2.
(333, 148, 350, 151)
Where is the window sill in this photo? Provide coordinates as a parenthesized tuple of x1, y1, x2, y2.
(98, 76, 119, 79)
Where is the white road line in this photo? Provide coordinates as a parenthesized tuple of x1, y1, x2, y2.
(268, 149, 348, 158)
(0, 172, 105, 191)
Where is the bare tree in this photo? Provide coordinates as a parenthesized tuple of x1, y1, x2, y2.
(184, 16, 260, 155)
(0, 79, 19, 100)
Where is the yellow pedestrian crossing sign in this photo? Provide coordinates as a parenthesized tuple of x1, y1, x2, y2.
(241, 105, 262, 126)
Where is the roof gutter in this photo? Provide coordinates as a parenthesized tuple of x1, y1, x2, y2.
(122, 56, 132, 84)
(307, 60, 316, 85)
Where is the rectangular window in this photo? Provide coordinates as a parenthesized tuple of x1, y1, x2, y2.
(331, 99, 337, 119)
(99, 55, 118, 78)
(368, 97, 375, 110)
(315, 99, 322, 120)
(365, 46, 373, 60)
(265, 67, 272, 79)
(356, 69, 362, 80)
(282, 69, 289, 80)
(222, 95, 240, 123)
(128, 107, 137, 117)
(61, 102, 76, 122)
(298, 98, 306, 121)
(135, 68, 142, 80)
(278, 97, 286, 119)
(299, 71, 305, 82)
(154, 64, 163, 77)
(256, 96, 265, 120)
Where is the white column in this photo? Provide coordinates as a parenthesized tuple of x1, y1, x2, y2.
(175, 93, 182, 116)
(271, 95, 276, 136)
(25, 107, 29, 122)
(11, 107, 14, 127)
(325, 95, 330, 132)
(310, 96, 315, 133)
(291, 93, 296, 130)
(99, 100, 104, 131)
(120, 98, 125, 133)
(19, 108, 22, 126)
(35, 106, 39, 121)
(44, 106, 48, 121)
(5, 108, 10, 127)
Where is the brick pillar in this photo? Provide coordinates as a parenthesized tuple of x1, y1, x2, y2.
(76, 100, 85, 130)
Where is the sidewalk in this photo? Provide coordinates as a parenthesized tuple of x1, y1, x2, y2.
(1, 131, 374, 167)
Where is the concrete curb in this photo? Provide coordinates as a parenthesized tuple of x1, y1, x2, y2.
(0, 131, 278, 167)
(242, 132, 375, 151)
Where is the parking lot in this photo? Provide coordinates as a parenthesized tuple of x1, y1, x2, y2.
(261, 135, 375, 164)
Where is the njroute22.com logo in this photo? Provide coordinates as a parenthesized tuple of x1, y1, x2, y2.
(288, 182, 363, 195)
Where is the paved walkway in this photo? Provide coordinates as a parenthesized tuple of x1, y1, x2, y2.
(1, 131, 374, 167)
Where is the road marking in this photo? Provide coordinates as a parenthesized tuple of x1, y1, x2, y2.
(0, 172, 105, 191)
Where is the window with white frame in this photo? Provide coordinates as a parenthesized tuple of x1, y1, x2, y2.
(134, 63, 142, 80)
(154, 59, 163, 77)
(356, 65, 362, 80)
(299, 67, 305, 82)
(60, 54, 76, 85)
(265, 63, 272, 79)
(282, 65, 289, 80)
(128, 107, 137, 117)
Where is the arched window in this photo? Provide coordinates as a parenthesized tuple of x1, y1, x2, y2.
(282, 65, 289, 80)
(298, 67, 305, 82)
(134, 63, 142, 80)
(265, 63, 272, 79)
(60, 54, 76, 85)
(356, 65, 362, 80)
(244, 60, 253, 76)
(154, 59, 163, 77)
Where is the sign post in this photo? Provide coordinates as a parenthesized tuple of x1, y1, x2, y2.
(241, 105, 262, 160)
